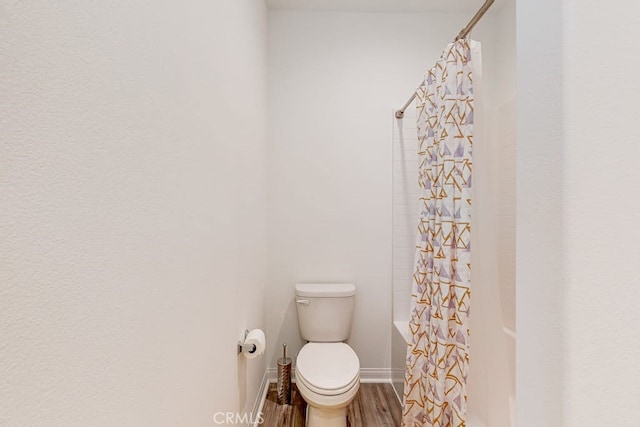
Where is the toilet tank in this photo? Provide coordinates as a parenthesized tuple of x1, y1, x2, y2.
(295, 283, 356, 342)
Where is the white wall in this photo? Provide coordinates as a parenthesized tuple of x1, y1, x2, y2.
(518, 0, 640, 425)
(266, 10, 474, 370)
(0, 1, 268, 425)
(562, 0, 640, 424)
(516, 0, 565, 423)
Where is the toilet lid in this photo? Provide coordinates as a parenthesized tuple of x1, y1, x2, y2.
(296, 343, 359, 392)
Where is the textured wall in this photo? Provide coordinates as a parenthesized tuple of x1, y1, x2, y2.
(517, 0, 640, 425)
(516, 0, 565, 424)
(561, 0, 640, 425)
(0, 1, 268, 425)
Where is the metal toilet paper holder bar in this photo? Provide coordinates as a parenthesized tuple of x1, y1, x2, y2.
(237, 329, 257, 354)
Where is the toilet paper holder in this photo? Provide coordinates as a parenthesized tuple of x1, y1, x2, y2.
(237, 329, 257, 355)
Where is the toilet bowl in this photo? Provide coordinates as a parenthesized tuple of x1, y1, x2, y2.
(295, 342, 360, 427)
(294, 283, 360, 427)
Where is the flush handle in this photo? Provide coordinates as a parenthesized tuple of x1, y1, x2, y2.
(296, 299, 310, 306)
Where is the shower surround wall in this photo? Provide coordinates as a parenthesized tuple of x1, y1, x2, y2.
(266, 9, 474, 374)
(392, 111, 420, 324)
(0, 1, 269, 424)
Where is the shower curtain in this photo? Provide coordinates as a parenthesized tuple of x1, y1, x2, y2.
(402, 39, 474, 427)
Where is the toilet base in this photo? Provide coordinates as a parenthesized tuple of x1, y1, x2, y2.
(306, 405, 348, 427)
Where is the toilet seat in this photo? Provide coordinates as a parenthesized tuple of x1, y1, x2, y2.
(295, 369, 360, 410)
(295, 342, 360, 396)
(296, 367, 360, 396)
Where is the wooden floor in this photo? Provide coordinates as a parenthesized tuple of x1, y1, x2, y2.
(259, 383, 402, 427)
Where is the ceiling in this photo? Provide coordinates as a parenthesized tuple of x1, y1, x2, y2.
(266, 0, 488, 13)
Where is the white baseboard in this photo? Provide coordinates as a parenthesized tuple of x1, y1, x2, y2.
(250, 370, 270, 427)
(358, 368, 393, 383)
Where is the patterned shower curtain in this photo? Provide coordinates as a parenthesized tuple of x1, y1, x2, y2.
(402, 39, 474, 427)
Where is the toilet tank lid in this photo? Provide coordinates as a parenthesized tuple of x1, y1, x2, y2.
(295, 283, 356, 297)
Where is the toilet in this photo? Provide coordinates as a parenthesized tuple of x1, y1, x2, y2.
(294, 283, 360, 427)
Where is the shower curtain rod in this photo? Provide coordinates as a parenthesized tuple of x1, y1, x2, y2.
(394, 0, 495, 119)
